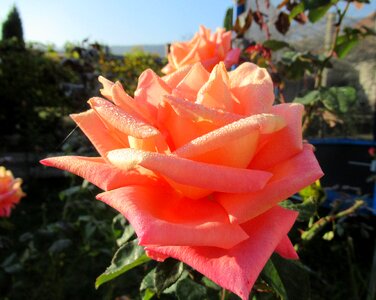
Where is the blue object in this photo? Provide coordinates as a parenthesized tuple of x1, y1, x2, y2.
(236, 3, 245, 16)
(309, 138, 376, 213)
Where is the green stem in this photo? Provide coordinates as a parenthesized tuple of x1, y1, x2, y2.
(315, 0, 351, 89)
(220, 288, 227, 300)
(296, 200, 364, 251)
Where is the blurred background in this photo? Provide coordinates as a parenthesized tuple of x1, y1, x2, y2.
(0, 1, 375, 299)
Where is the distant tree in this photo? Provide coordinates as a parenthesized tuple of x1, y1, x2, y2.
(2, 6, 24, 45)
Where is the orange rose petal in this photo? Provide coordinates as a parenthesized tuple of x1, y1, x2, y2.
(40, 156, 161, 191)
(158, 95, 241, 150)
(174, 114, 285, 168)
(229, 62, 275, 115)
(106, 148, 273, 195)
(216, 144, 324, 223)
(174, 63, 210, 101)
(98, 75, 114, 100)
(88, 97, 160, 139)
(162, 26, 239, 74)
(162, 64, 192, 87)
(178, 38, 201, 67)
(224, 48, 241, 69)
(97, 186, 249, 249)
(145, 206, 298, 300)
(111, 81, 155, 125)
(275, 235, 299, 259)
(170, 42, 191, 67)
(196, 62, 233, 111)
(250, 103, 304, 170)
(219, 30, 231, 53)
(134, 69, 172, 118)
(162, 95, 241, 125)
(71, 109, 125, 157)
(128, 135, 170, 153)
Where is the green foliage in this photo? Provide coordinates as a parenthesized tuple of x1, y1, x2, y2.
(260, 254, 310, 300)
(0, 40, 77, 151)
(223, 7, 233, 31)
(263, 40, 290, 51)
(1, 6, 24, 44)
(0, 178, 128, 299)
(154, 259, 185, 295)
(99, 49, 167, 96)
(280, 181, 324, 222)
(175, 278, 207, 300)
(294, 86, 357, 115)
(95, 239, 151, 289)
(335, 27, 375, 58)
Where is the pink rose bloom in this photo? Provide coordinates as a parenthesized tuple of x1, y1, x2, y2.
(0, 166, 25, 217)
(162, 25, 241, 74)
(42, 62, 323, 299)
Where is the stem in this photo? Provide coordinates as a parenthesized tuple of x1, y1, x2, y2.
(315, 0, 351, 88)
(220, 288, 227, 300)
(296, 200, 364, 251)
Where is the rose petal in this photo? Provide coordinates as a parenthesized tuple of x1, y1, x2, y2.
(158, 95, 241, 150)
(224, 48, 241, 69)
(216, 144, 324, 223)
(97, 186, 248, 249)
(71, 109, 125, 157)
(111, 81, 155, 125)
(146, 206, 298, 300)
(106, 148, 272, 198)
(250, 103, 304, 170)
(216, 29, 231, 53)
(98, 75, 114, 100)
(174, 63, 210, 101)
(134, 69, 172, 118)
(174, 113, 285, 168)
(162, 64, 192, 87)
(40, 156, 161, 191)
(178, 37, 201, 67)
(229, 62, 275, 115)
(275, 235, 299, 260)
(196, 62, 233, 111)
(88, 97, 160, 139)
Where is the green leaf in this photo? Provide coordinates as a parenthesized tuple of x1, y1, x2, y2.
(176, 278, 207, 300)
(48, 239, 72, 254)
(323, 231, 335, 241)
(308, 3, 332, 23)
(261, 260, 288, 299)
(154, 258, 185, 295)
(223, 7, 233, 31)
(265, 254, 311, 300)
(289, 2, 305, 20)
(280, 199, 316, 222)
(140, 268, 156, 291)
(320, 86, 356, 113)
(330, 86, 356, 113)
(293, 90, 320, 105)
(142, 289, 155, 300)
(95, 239, 150, 288)
(263, 40, 289, 51)
(335, 38, 359, 58)
(201, 277, 221, 291)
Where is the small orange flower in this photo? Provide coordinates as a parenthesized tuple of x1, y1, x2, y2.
(162, 25, 240, 74)
(0, 166, 25, 217)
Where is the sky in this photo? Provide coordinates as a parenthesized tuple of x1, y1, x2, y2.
(0, 0, 375, 48)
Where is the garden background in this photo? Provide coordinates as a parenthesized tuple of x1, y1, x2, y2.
(0, 1, 376, 299)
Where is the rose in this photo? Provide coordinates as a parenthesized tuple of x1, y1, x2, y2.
(42, 61, 323, 299)
(162, 25, 241, 74)
(0, 166, 25, 217)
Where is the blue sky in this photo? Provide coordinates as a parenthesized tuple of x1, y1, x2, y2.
(0, 0, 374, 47)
